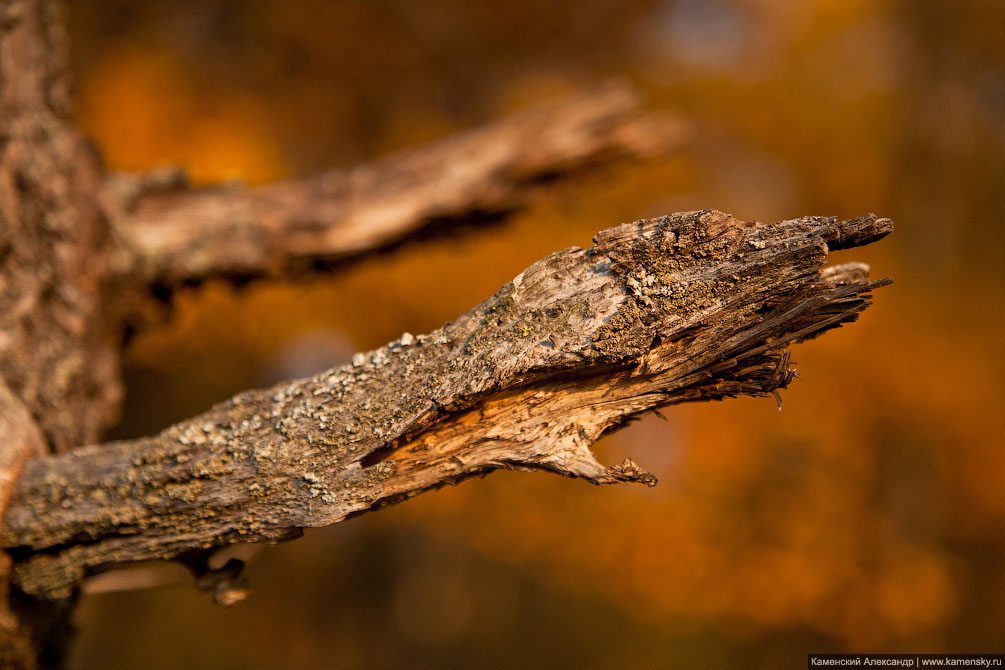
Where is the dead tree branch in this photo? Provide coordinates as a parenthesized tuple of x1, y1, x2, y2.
(3, 210, 892, 601)
(105, 81, 690, 287)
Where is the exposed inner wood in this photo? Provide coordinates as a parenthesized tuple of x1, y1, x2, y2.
(1, 210, 892, 601)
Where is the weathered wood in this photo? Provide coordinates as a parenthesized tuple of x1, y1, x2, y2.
(2, 210, 892, 601)
(106, 80, 690, 287)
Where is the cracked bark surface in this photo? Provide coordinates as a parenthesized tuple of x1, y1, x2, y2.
(3, 210, 892, 602)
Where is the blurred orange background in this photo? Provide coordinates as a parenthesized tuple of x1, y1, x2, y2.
(65, 0, 1005, 667)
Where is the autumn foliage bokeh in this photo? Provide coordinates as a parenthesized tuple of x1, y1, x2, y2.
(66, 1, 1005, 667)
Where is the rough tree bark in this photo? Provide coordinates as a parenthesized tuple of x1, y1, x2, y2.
(4, 209, 892, 603)
(0, 1, 892, 667)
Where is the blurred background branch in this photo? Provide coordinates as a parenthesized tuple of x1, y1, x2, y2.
(105, 81, 690, 288)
